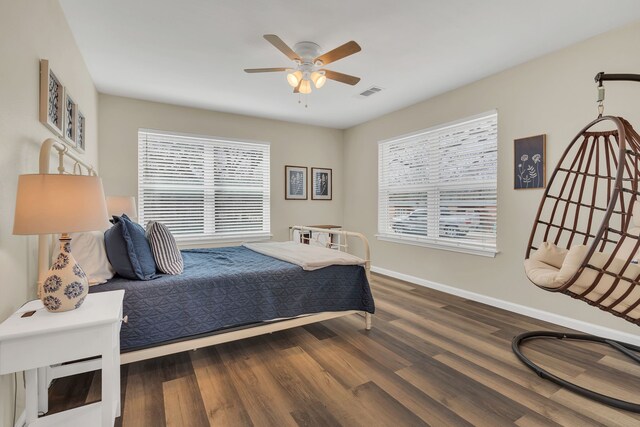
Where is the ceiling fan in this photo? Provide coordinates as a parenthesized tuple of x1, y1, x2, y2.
(244, 34, 362, 94)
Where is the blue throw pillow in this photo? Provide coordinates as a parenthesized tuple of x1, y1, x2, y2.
(104, 214, 158, 280)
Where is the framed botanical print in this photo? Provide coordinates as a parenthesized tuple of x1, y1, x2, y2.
(285, 165, 307, 200)
(64, 89, 77, 147)
(39, 59, 64, 137)
(76, 110, 86, 153)
(311, 167, 332, 200)
(514, 134, 546, 189)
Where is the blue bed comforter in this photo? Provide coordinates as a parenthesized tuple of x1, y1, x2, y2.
(90, 246, 375, 350)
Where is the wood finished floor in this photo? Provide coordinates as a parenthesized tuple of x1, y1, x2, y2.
(48, 273, 640, 426)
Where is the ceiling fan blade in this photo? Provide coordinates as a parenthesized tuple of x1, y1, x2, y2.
(293, 80, 302, 93)
(263, 34, 300, 61)
(244, 68, 288, 73)
(322, 69, 361, 86)
(314, 41, 361, 66)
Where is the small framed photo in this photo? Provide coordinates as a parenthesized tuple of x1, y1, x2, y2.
(63, 89, 77, 147)
(39, 59, 64, 137)
(76, 110, 85, 153)
(311, 167, 332, 200)
(285, 165, 307, 200)
(514, 134, 546, 189)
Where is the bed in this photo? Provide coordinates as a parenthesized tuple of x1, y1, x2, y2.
(90, 245, 375, 353)
(34, 138, 375, 414)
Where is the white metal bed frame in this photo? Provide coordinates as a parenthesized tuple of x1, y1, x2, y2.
(35, 138, 373, 414)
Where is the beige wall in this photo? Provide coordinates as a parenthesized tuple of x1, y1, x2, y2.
(1, 3, 639, 422)
(343, 22, 640, 336)
(98, 94, 344, 243)
(0, 0, 99, 424)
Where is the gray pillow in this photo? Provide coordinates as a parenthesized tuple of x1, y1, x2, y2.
(146, 221, 184, 275)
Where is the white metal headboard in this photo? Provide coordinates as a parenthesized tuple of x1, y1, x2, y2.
(37, 138, 97, 294)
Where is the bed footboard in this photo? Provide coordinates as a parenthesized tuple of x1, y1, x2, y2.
(289, 226, 371, 276)
(290, 225, 373, 330)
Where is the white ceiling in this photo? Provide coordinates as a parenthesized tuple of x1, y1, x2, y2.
(59, 0, 640, 129)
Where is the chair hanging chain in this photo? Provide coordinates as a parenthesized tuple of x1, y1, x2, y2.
(597, 85, 605, 118)
(594, 72, 640, 118)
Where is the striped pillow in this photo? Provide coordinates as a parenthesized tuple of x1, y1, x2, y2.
(146, 221, 184, 275)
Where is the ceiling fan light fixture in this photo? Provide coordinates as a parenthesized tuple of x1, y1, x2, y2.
(287, 70, 303, 87)
(311, 71, 327, 89)
(299, 79, 312, 94)
(248, 35, 362, 100)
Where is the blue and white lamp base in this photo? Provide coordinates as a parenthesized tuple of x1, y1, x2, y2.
(42, 235, 88, 312)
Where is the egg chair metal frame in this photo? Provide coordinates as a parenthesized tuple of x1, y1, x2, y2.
(513, 72, 640, 413)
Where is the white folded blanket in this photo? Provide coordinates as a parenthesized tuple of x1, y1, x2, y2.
(243, 241, 365, 271)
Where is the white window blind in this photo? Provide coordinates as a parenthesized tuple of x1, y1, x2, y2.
(138, 130, 270, 243)
(378, 111, 498, 256)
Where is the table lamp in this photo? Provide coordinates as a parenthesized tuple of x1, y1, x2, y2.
(13, 174, 110, 312)
(106, 195, 137, 221)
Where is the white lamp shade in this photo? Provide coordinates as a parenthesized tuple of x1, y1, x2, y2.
(310, 72, 326, 89)
(299, 79, 312, 94)
(106, 196, 137, 219)
(287, 70, 302, 87)
(13, 174, 110, 235)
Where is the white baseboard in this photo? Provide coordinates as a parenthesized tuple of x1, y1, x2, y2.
(371, 265, 640, 347)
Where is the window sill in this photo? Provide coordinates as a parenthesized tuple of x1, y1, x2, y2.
(376, 234, 498, 258)
(176, 233, 272, 248)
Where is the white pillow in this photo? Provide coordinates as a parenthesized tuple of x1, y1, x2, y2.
(52, 231, 115, 285)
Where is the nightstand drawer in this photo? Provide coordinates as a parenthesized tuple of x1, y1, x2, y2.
(0, 322, 117, 374)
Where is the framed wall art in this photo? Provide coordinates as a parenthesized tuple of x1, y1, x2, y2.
(76, 110, 86, 153)
(285, 165, 307, 200)
(63, 89, 77, 147)
(39, 59, 64, 137)
(311, 167, 332, 200)
(514, 134, 546, 189)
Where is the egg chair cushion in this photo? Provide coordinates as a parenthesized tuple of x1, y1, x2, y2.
(564, 246, 640, 319)
(524, 242, 578, 289)
(616, 201, 640, 261)
(525, 242, 640, 319)
(524, 242, 573, 289)
(523, 259, 561, 289)
(530, 242, 569, 269)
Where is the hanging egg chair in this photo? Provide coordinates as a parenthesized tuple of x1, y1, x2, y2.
(514, 73, 640, 412)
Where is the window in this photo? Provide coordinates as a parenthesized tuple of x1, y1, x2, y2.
(377, 111, 497, 256)
(138, 129, 270, 243)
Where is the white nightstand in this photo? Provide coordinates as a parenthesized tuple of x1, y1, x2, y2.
(0, 290, 124, 427)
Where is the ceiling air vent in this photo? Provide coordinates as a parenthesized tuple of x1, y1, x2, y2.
(358, 86, 383, 97)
